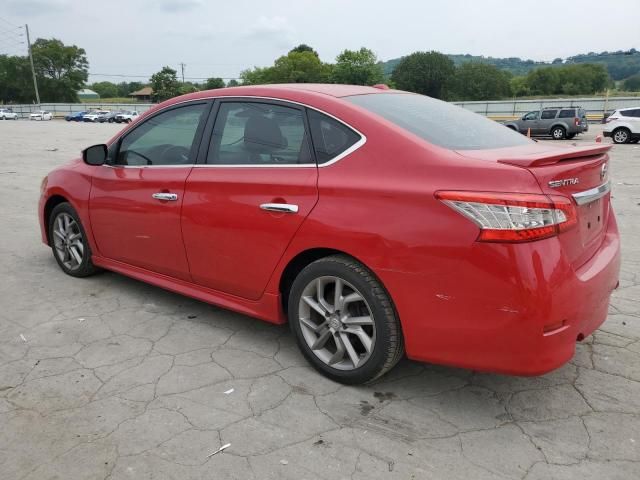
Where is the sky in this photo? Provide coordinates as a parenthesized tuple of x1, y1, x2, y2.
(1, 0, 639, 84)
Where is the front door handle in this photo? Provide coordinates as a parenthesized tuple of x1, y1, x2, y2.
(152, 193, 178, 201)
(260, 203, 299, 214)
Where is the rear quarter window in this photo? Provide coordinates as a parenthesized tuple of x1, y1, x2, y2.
(345, 93, 532, 150)
(308, 110, 361, 164)
(559, 110, 576, 118)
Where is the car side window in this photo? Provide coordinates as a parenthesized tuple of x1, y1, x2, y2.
(541, 110, 558, 119)
(207, 102, 313, 165)
(522, 111, 538, 120)
(308, 110, 361, 164)
(116, 103, 206, 166)
(558, 110, 575, 118)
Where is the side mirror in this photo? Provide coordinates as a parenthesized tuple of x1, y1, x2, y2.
(83, 144, 108, 166)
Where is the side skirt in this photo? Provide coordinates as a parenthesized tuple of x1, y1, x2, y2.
(92, 255, 286, 325)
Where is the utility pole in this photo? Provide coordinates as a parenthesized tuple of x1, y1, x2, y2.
(25, 24, 40, 106)
(179, 62, 186, 83)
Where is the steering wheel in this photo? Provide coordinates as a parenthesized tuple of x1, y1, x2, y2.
(159, 145, 191, 164)
(125, 150, 154, 166)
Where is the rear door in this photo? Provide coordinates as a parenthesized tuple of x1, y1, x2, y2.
(181, 99, 319, 300)
(539, 109, 558, 134)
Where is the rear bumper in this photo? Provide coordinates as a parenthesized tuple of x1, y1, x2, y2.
(378, 210, 621, 376)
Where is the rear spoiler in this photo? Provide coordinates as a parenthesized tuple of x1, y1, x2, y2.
(497, 144, 611, 167)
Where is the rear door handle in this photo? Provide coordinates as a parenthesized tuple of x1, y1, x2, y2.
(260, 203, 298, 214)
(152, 193, 178, 201)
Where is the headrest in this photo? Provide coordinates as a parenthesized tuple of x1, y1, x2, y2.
(244, 116, 287, 152)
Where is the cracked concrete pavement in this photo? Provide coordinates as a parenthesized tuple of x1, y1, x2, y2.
(1, 120, 639, 479)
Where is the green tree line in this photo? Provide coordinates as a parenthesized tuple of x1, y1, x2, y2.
(1, 39, 634, 105)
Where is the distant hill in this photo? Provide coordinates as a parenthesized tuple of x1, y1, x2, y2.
(380, 49, 640, 81)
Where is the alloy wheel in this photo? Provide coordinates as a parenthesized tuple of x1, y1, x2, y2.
(52, 213, 84, 271)
(298, 276, 376, 370)
(614, 130, 629, 144)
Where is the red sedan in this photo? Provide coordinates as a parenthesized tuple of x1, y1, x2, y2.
(39, 84, 620, 384)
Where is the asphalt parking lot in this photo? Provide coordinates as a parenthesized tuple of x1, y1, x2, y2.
(1, 120, 639, 479)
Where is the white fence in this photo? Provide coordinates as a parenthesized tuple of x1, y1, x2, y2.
(3, 96, 640, 122)
(453, 96, 640, 122)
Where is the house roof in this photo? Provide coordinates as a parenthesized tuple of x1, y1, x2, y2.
(77, 88, 99, 95)
(129, 87, 153, 96)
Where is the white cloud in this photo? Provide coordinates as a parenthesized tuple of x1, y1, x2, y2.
(243, 15, 295, 49)
(156, 0, 204, 13)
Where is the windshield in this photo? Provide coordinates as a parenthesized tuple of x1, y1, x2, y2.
(345, 93, 532, 150)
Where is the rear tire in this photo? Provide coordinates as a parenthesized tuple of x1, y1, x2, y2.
(613, 128, 631, 144)
(288, 255, 404, 384)
(551, 126, 566, 140)
(48, 203, 99, 278)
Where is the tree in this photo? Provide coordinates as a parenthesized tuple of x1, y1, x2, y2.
(331, 48, 384, 85)
(116, 81, 143, 97)
(31, 38, 89, 102)
(451, 62, 512, 100)
(0, 54, 34, 103)
(391, 51, 455, 99)
(241, 50, 332, 85)
(524, 64, 609, 96)
(204, 77, 225, 89)
(90, 81, 119, 98)
(623, 74, 640, 91)
(150, 66, 181, 101)
(227, 79, 239, 87)
(290, 44, 318, 57)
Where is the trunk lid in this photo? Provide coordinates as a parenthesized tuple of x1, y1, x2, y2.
(458, 143, 612, 268)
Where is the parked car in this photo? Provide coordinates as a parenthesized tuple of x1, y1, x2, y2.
(83, 110, 110, 122)
(65, 111, 87, 122)
(115, 111, 139, 123)
(504, 106, 588, 139)
(603, 107, 640, 144)
(0, 108, 18, 120)
(29, 110, 52, 121)
(97, 111, 123, 123)
(38, 85, 620, 384)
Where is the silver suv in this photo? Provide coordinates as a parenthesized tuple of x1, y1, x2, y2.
(504, 107, 588, 140)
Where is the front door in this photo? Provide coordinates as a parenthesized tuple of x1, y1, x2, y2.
(89, 101, 210, 281)
(181, 99, 318, 300)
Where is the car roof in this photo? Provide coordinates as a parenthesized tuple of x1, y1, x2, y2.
(617, 107, 639, 111)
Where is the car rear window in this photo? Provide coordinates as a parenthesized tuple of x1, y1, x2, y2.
(559, 109, 576, 118)
(344, 93, 532, 150)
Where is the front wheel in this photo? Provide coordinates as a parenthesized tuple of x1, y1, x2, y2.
(551, 126, 566, 140)
(613, 128, 631, 144)
(288, 255, 404, 384)
(48, 203, 99, 277)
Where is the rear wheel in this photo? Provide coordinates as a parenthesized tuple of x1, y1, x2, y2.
(288, 255, 404, 384)
(613, 128, 631, 144)
(551, 126, 566, 140)
(48, 203, 99, 278)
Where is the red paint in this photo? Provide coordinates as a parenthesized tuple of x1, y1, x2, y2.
(39, 84, 621, 376)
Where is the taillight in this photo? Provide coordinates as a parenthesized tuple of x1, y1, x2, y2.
(574, 117, 580, 126)
(435, 191, 577, 242)
(605, 116, 617, 124)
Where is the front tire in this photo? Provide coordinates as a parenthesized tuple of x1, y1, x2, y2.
(551, 126, 566, 140)
(613, 128, 631, 144)
(288, 255, 404, 384)
(48, 203, 99, 278)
